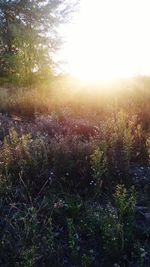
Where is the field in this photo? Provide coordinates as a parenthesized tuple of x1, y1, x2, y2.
(0, 77, 150, 266)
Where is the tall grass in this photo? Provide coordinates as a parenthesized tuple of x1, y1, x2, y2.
(0, 76, 150, 266)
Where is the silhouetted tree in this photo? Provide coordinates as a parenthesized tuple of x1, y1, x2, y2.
(0, 0, 77, 84)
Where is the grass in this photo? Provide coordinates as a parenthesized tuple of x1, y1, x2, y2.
(0, 76, 150, 266)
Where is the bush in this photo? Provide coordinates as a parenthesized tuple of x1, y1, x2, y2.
(50, 135, 95, 194)
(0, 128, 50, 195)
(90, 148, 107, 193)
(100, 185, 136, 260)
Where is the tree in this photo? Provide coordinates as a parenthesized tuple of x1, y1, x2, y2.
(0, 0, 77, 84)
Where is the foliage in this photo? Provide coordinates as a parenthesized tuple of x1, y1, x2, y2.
(90, 148, 107, 193)
(67, 218, 79, 261)
(0, 0, 77, 84)
(0, 81, 149, 266)
(100, 185, 137, 260)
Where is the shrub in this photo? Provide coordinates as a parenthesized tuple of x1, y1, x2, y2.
(113, 185, 136, 250)
(100, 203, 123, 258)
(100, 185, 136, 260)
(0, 128, 50, 195)
(90, 148, 107, 193)
(50, 135, 95, 193)
(108, 112, 133, 181)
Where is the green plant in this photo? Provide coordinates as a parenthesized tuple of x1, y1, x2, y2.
(19, 246, 36, 267)
(108, 111, 134, 183)
(114, 185, 136, 251)
(67, 218, 79, 262)
(114, 185, 136, 221)
(0, 128, 50, 195)
(82, 253, 93, 267)
(100, 185, 136, 259)
(0, 128, 32, 176)
(90, 148, 107, 192)
(100, 204, 123, 258)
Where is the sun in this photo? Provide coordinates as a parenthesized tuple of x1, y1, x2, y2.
(61, 0, 150, 83)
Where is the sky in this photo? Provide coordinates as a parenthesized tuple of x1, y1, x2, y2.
(59, 0, 150, 82)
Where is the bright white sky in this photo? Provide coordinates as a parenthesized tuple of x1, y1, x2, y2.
(60, 0, 150, 82)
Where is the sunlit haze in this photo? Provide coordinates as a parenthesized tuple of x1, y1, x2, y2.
(60, 0, 150, 83)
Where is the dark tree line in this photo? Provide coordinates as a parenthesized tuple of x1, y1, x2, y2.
(0, 0, 76, 84)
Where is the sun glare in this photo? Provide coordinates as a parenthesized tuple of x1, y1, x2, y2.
(61, 0, 150, 83)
